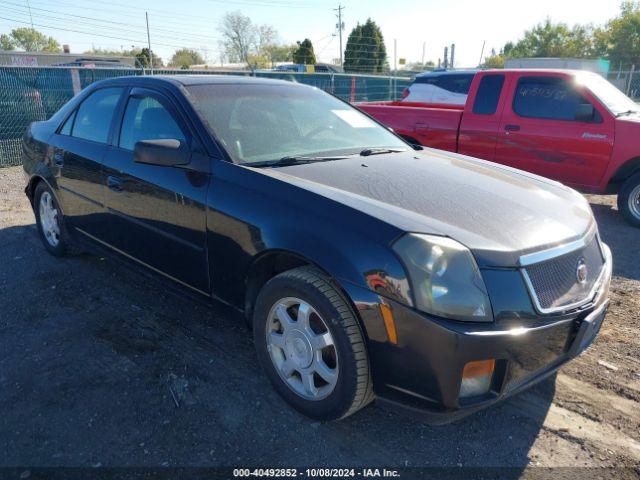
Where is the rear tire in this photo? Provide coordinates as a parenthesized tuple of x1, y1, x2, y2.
(253, 266, 373, 421)
(33, 182, 82, 257)
(617, 172, 640, 228)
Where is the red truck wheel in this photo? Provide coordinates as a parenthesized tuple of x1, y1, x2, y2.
(618, 172, 640, 227)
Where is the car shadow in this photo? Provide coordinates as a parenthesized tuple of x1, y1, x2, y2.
(589, 198, 640, 282)
(0, 223, 554, 473)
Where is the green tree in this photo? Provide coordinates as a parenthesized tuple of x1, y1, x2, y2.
(505, 19, 595, 58)
(134, 47, 163, 68)
(482, 55, 505, 68)
(246, 54, 270, 69)
(344, 18, 387, 73)
(83, 46, 163, 67)
(0, 33, 14, 50)
(263, 43, 296, 63)
(481, 48, 505, 68)
(5, 28, 60, 52)
(596, 1, 640, 68)
(83, 47, 136, 56)
(292, 38, 316, 64)
(169, 48, 205, 68)
(405, 60, 435, 71)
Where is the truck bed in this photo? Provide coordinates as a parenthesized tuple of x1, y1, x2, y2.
(357, 101, 463, 152)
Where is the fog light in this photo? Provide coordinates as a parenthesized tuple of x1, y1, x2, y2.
(459, 359, 495, 398)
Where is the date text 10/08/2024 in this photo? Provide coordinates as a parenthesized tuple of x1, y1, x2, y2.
(233, 468, 401, 477)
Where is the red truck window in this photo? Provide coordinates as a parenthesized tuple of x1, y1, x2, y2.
(472, 75, 505, 115)
(513, 76, 601, 123)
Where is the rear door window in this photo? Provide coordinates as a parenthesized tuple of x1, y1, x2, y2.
(513, 77, 598, 122)
(413, 74, 474, 94)
(438, 75, 474, 94)
(71, 87, 123, 143)
(472, 74, 505, 115)
(413, 76, 439, 86)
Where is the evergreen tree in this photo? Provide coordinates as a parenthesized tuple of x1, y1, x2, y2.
(344, 19, 387, 73)
(292, 39, 316, 64)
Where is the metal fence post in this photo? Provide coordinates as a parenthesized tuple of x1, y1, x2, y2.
(627, 65, 635, 97)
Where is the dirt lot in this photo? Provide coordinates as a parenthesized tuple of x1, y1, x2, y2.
(1, 165, 639, 475)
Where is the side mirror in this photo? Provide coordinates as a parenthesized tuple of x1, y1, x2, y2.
(133, 139, 190, 167)
(574, 103, 595, 123)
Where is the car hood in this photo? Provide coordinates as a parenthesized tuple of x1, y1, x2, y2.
(256, 149, 595, 267)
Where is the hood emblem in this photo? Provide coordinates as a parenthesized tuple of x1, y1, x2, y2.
(576, 258, 588, 285)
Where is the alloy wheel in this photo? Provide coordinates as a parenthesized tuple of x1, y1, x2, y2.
(39, 191, 60, 247)
(265, 297, 339, 400)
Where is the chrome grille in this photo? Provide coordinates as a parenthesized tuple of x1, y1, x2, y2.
(523, 235, 604, 312)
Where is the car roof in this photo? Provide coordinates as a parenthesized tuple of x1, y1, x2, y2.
(94, 74, 302, 89)
(416, 69, 478, 78)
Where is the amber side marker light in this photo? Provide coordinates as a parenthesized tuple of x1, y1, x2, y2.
(379, 303, 398, 345)
(460, 359, 495, 399)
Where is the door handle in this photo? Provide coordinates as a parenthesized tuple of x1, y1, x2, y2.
(504, 124, 521, 132)
(107, 175, 124, 192)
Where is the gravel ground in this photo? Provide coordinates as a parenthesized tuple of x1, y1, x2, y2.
(0, 165, 639, 475)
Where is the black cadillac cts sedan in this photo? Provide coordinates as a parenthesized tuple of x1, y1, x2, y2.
(22, 75, 612, 423)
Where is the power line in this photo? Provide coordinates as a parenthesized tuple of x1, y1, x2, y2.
(0, 0, 220, 40)
(206, 0, 326, 8)
(18, 0, 228, 29)
(0, 14, 213, 52)
(0, 1, 222, 44)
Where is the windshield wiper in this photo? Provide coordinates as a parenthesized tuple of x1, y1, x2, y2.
(615, 109, 639, 117)
(359, 148, 406, 156)
(247, 155, 349, 168)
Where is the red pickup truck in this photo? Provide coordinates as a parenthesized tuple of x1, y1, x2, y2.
(358, 69, 640, 227)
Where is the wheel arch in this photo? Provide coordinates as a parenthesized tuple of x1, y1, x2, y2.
(25, 174, 60, 211)
(243, 249, 363, 331)
(606, 157, 640, 193)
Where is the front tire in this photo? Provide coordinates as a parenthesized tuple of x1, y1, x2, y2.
(253, 266, 373, 421)
(618, 172, 640, 228)
(33, 182, 81, 256)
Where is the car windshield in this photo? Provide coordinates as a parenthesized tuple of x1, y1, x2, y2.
(185, 83, 408, 164)
(575, 72, 639, 115)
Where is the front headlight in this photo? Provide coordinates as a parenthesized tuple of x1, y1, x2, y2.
(392, 234, 493, 322)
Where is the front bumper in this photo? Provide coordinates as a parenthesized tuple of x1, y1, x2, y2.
(358, 245, 612, 424)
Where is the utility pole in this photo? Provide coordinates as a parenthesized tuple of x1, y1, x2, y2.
(25, 0, 34, 29)
(145, 12, 154, 74)
(393, 39, 397, 97)
(478, 40, 486, 67)
(334, 5, 345, 67)
(394, 39, 397, 74)
(421, 41, 425, 66)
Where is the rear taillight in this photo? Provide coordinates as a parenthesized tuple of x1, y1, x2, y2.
(402, 87, 409, 99)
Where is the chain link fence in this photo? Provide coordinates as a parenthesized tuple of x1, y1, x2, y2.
(0, 66, 411, 167)
(606, 70, 640, 101)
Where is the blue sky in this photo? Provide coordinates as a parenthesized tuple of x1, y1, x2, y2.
(0, 0, 622, 67)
